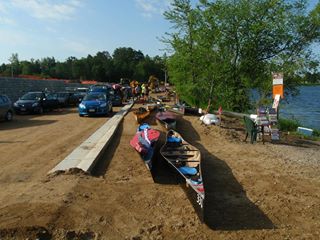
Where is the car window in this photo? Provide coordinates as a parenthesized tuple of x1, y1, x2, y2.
(1, 96, 8, 103)
(46, 94, 56, 100)
(21, 93, 43, 100)
(83, 93, 106, 101)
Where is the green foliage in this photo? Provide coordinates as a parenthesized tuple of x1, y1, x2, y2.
(278, 118, 300, 132)
(291, 131, 320, 141)
(313, 129, 320, 137)
(164, 0, 320, 111)
(0, 48, 166, 83)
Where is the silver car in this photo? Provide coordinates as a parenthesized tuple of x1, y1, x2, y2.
(0, 94, 13, 121)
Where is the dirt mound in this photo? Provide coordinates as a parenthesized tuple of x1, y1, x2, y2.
(47, 168, 90, 179)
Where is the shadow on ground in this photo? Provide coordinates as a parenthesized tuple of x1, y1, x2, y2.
(0, 119, 57, 130)
(91, 124, 123, 176)
(177, 119, 275, 231)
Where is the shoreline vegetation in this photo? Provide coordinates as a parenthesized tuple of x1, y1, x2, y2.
(278, 118, 320, 140)
(163, 0, 320, 114)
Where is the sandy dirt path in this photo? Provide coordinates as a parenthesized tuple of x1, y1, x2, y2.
(0, 106, 319, 239)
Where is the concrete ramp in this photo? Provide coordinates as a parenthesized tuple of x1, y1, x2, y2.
(48, 103, 133, 174)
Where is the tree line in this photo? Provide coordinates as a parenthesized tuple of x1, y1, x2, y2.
(164, 0, 320, 112)
(0, 47, 166, 83)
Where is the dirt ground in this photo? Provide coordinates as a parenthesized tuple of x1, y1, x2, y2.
(0, 104, 319, 239)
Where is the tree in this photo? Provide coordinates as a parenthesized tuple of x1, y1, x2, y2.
(40, 57, 56, 77)
(163, 0, 206, 106)
(0, 48, 166, 83)
(8, 53, 19, 77)
(164, 0, 320, 111)
(113, 47, 145, 80)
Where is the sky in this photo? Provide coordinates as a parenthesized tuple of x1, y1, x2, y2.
(0, 0, 319, 64)
(0, 0, 173, 64)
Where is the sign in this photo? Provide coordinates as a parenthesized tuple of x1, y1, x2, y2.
(272, 73, 284, 98)
(273, 85, 284, 98)
(271, 129, 280, 141)
(272, 94, 280, 109)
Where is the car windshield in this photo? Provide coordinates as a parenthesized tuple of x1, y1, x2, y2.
(21, 93, 43, 100)
(83, 93, 106, 101)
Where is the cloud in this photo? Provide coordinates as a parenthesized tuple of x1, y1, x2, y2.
(11, 0, 83, 21)
(0, 16, 16, 25)
(135, 0, 172, 18)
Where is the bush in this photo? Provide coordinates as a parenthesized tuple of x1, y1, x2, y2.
(313, 129, 320, 137)
(278, 118, 300, 132)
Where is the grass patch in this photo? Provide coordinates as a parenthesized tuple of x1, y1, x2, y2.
(313, 129, 320, 137)
(278, 118, 300, 132)
(291, 131, 320, 141)
(278, 118, 320, 141)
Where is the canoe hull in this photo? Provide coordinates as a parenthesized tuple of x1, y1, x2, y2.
(156, 118, 176, 130)
(133, 108, 150, 123)
(160, 130, 204, 219)
(156, 111, 178, 130)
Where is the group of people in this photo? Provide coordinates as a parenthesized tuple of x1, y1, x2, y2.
(131, 81, 150, 101)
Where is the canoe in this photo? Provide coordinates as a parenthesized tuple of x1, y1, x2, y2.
(165, 104, 185, 115)
(133, 107, 150, 123)
(160, 130, 205, 215)
(184, 106, 202, 116)
(157, 95, 171, 102)
(155, 111, 178, 130)
(130, 123, 160, 170)
(146, 103, 158, 111)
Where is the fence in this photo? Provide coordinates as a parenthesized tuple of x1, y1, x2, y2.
(0, 77, 83, 102)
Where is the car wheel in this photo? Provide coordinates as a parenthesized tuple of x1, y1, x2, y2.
(5, 111, 13, 121)
(79, 114, 84, 117)
(38, 107, 44, 114)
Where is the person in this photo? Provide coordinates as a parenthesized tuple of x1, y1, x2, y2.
(144, 84, 149, 101)
(135, 84, 141, 98)
(141, 83, 146, 99)
(142, 83, 149, 101)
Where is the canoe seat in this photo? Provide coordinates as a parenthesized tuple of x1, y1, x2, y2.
(167, 136, 182, 143)
(178, 166, 198, 175)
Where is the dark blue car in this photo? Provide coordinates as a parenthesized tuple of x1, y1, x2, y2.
(78, 92, 113, 117)
(89, 85, 122, 106)
(13, 92, 59, 114)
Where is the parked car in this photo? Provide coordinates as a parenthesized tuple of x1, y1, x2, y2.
(78, 92, 113, 117)
(13, 92, 60, 114)
(0, 94, 13, 121)
(89, 85, 121, 106)
(55, 92, 79, 107)
(74, 87, 88, 102)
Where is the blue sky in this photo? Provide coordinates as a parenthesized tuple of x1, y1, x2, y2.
(0, 0, 172, 64)
(0, 0, 319, 64)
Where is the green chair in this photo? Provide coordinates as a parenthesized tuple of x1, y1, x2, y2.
(243, 116, 258, 144)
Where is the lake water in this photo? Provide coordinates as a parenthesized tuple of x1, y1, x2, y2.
(280, 85, 320, 130)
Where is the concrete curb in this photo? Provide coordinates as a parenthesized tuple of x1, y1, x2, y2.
(48, 103, 134, 174)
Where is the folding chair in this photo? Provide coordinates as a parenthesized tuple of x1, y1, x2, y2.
(243, 116, 259, 144)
